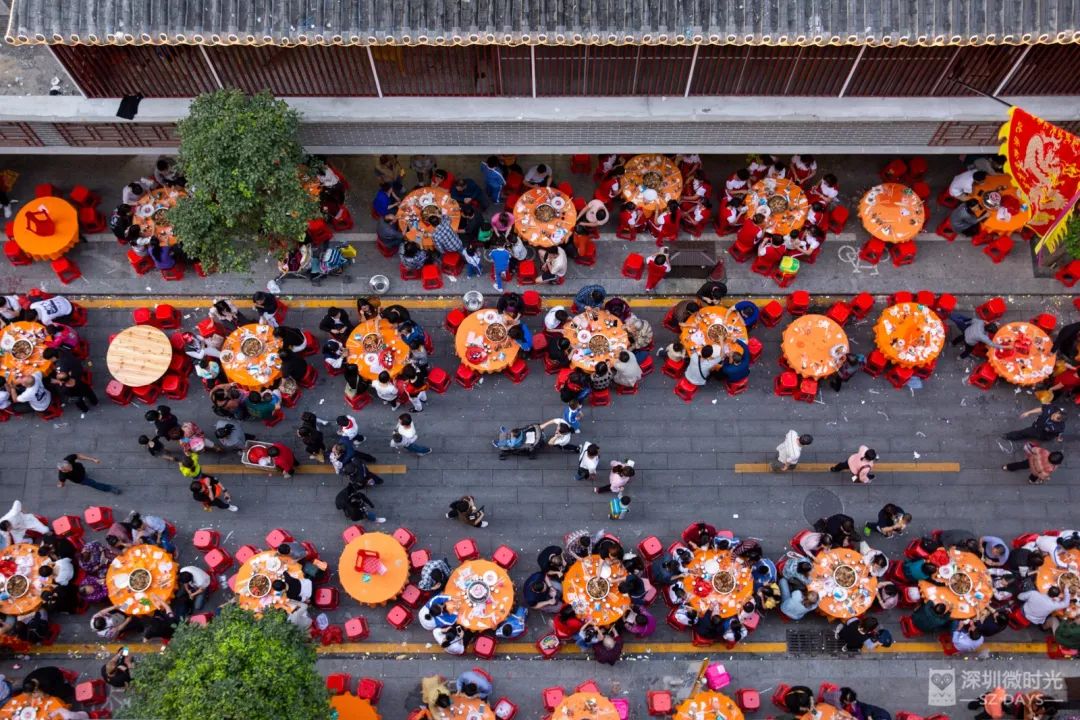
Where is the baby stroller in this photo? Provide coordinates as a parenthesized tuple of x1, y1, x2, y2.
(492, 424, 544, 459)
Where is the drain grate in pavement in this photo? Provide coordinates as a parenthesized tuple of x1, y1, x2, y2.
(786, 629, 846, 654)
(668, 239, 718, 279)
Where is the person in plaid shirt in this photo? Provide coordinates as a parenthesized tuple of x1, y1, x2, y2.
(430, 215, 463, 254)
(1003, 443, 1063, 484)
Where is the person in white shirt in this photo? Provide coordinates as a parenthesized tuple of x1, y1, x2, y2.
(789, 154, 817, 185)
(41, 557, 74, 586)
(434, 624, 466, 655)
(90, 606, 135, 640)
(523, 164, 552, 188)
(773, 430, 813, 471)
(335, 414, 365, 448)
(539, 419, 579, 453)
(683, 345, 722, 386)
(539, 246, 567, 284)
(612, 351, 642, 388)
(122, 180, 155, 206)
(0, 501, 49, 546)
(950, 623, 987, 655)
(0, 383, 10, 411)
(390, 413, 432, 456)
(371, 372, 400, 407)
(178, 566, 212, 611)
(29, 296, 73, 326)
(948, 169, 986, 200)
(0, 295, 22, 322)
(544, 307, 569, 333)
(577, 442, 600, 482)
(812, 174, 840, 205)
(1018, 586, 1071, 626)
(724, 169, 751, 202)
(14, 372, 50, 413)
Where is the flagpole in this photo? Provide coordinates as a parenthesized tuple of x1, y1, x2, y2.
(949, 79, 1014, 109)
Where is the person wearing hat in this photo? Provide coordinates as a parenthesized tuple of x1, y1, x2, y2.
(1004, 404, 1066, 443)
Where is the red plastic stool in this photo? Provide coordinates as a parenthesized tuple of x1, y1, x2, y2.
(543, 687, 566, 712)
(886, 365, 914, 389)
(976, 297, 1007, 321)
(900, 615, 923, 638)
(673, 377, 699, 402)
(851, 292, 874, 319)
(984, 235, 1014, 263)
(326, 674, 352, 696)
(313, 587, 340, 610)
(771, 684, 793, 711)
(935, 217, 958, 241)
(105, 380, 132, 405)
(1032, 313, 1057, 333)
(794, 377, 818, 402)
(880, 158, 907, 182)
(493, 698, 518, 719)
(160, 265, 185, 281)
(725, 377, 749, 396)
(75, 680, 107, 705)
(889, 241, 918, 266)
(454, 364, 479, 389)
(786, 290, 810, 316)
(409, 548, 431, 571)
(1055, 259, 1080, 287)
(647, 690, 673, 716)
(760, 300, 784, 327)
(34, 183, 57, 198)
(265, 528, 295, 548)
(424, 366, 450, 394)
(357, 678, 383, 704)
(419, 264, 443, 289)
(83, 506, 113, 531)
(3, 242, 31, 266)
(345, 616, 370, 640)
(968, 362, 998, 390)
(915, 290, 936, 307)
(445, 308, 467, 334)
(474, 634, 498, 659)
(504, 357, 529, 383)
(913, 357, 937, 379)
(863, 349, 888, 377)
(773, 371, 798, 396)
(514, 259, 537, 285)
(637, 536, 663, 561)
(386, 604, 413, 630)
(69, 185, 99, 208)
(493, 545, 518, 570)
(204, 548, 233, 574)
(737, 689, 761, 711)
(392, 527, 417, 549)
(828, 205, 850, 233)
(51, 257, 82, 284)
(661, 357, 687, 378)
(859, 238, 886, 264)
(621, 253, 645, 279)
(455, 538, 480, 561)
(935, 292, 957, 316)
(746, 338, 763, 364)
(521, 290, 542, 315)
(589, 387, 611, 406)
(825, 301, 852, 326)
(52, 515, 84, 539)
(192, 529, 220, 552)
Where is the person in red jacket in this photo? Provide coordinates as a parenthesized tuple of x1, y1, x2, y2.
(593, 167, 624, 204)
(644, 250, 670, 293)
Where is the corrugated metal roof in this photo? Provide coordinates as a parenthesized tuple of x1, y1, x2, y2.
(6, 0, 1080, 47)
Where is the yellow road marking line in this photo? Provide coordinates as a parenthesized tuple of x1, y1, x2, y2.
(735, 462, 960, 473)
(202, 463, 407, 475)
(28, 640, 1047, 656)
(73, 296, 824, 311)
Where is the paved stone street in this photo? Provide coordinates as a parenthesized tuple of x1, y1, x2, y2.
(0, 292, 1074, 718)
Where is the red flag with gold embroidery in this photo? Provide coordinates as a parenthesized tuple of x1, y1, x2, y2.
(998, 107, 1080, 253)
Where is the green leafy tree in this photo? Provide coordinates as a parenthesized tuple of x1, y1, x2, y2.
(169, 89, 317, 272)
(124, 606, 330, 720)
(1062, 213, 1080, 260)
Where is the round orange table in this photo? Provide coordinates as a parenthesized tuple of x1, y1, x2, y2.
(445, 559, 514, 631)
(988, 322, 1056, 386)
(1037, 548, 1079, 620)
(744, 178, 809, 236)
(918, 549, 992, 620)
(802, 704, 858, 720)
(675, 692, 745, 720)
(338, 532, 410, 605)
(809, 548, 877, 620)
(563, 309, 630, 373)
(12, 197, 79, 261)
(679, 305, 749, 358)
(873, 302, 945, 369)
(0, 543, 46, 615)
(681, 548, 753, 617)
(622, 154, 683, 218)
(234, 549, 303, 613)
(0, 692, 69, 720)
(330, 693, 382, 720)
(514, 187, 577, 247)
(435, 695, 496, 719)
(782, 315, 849, 379)
(552, 692, 620, 720)
(455, 309, 520, 373)
(132, 187, 187, 245)
(858, 183, 925, 243)
(562, 555, 630, 627)
(345, 318, 410, 381)
(221, 323, 283, 390)
(106, 325, 173, 387)
(398, 187, 461, 252)
(973, 174, 1033, 234)
(106, 543, 178, 616)
(0, 321, 54, 384)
